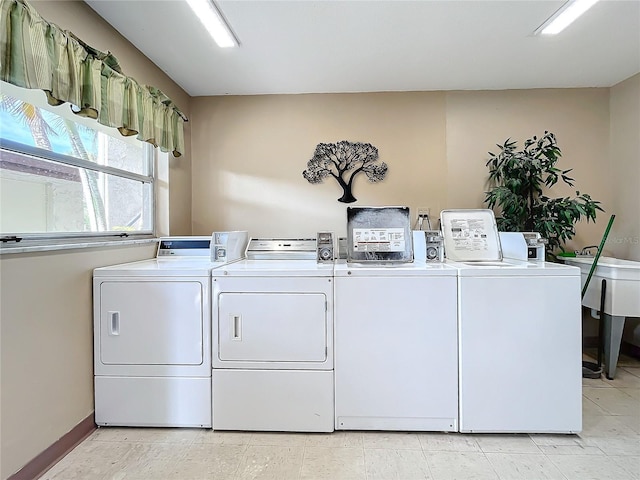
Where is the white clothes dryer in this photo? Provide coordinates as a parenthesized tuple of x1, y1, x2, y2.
(93, 236, 243, 428)
(211, 238, 334, 432)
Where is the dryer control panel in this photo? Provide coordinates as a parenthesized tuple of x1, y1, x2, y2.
(317, 232, 335, 263)
(156, 237, 211, 257)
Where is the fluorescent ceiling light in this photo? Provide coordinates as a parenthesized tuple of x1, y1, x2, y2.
(186, 0, 238, 48)
(534, 0, 600, 35)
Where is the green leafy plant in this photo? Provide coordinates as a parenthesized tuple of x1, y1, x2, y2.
(484, 131, 603, 254)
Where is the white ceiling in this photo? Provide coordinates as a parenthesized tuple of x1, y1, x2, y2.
(85, 0, 640, 97)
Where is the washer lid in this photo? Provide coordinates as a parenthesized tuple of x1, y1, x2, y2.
(447, 259, 581, 277)
(440, 209, 502, 262)
(334, 259, 457, 277)
(213, 259, 334, 277)
(346, 206, 413, 264)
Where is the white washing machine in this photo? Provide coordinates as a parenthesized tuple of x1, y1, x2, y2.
(334, 260, 459, 431)
(211, 238, 334, 432)
(334, 206, 459, 431)
(93, 235, 246, 428)
(441, 210, 583, 433)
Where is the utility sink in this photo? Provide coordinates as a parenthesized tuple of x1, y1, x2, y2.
(563, 256, 640, 316)
(562, 256, 640, 379)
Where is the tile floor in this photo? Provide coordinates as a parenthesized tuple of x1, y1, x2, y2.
(41, 363, 640, 480)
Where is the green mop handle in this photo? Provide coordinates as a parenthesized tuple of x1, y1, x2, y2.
(581, 214, 616, 299)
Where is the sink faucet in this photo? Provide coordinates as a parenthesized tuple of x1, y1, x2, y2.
(576, 245, 598, 256)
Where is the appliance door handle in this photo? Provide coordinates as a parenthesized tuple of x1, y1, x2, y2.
(231, 314, 241, 341)
(109, 311, 120, 336)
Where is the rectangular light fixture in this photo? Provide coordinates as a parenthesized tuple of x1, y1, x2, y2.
(186, 0, 238, 48)
(534, 0, 599, 35)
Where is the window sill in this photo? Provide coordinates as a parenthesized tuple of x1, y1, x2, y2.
(0, 237, 158, 255)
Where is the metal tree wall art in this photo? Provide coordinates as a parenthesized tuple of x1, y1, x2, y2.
(302, 141, 388, 203)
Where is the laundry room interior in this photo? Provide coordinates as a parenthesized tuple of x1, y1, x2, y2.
(0, 1, 639, 479)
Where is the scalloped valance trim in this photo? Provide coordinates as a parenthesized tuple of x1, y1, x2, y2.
(0, 0, 187, 157)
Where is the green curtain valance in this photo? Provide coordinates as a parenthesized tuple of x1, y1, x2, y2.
(0, 0, 187, 157)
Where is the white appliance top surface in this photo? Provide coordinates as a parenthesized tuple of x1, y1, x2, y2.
(334, 259, 457, 277)
(213, 259, 333, 277)
(94, 235, 233, 276)
(94, 258, 226, 277)
(447, 259, 581, 277)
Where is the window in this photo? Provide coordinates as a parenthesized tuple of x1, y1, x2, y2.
(0, 81, 154, 241)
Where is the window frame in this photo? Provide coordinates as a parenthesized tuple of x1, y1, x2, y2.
(0, 88, 157, 246)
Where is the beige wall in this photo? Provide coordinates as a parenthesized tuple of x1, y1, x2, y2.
(30, 0, 193, 236)
(609, 73, 640, 262)
(0, 244, 156, 479)
(191, 89, 613, 253)
(191, 92, 447, 238)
